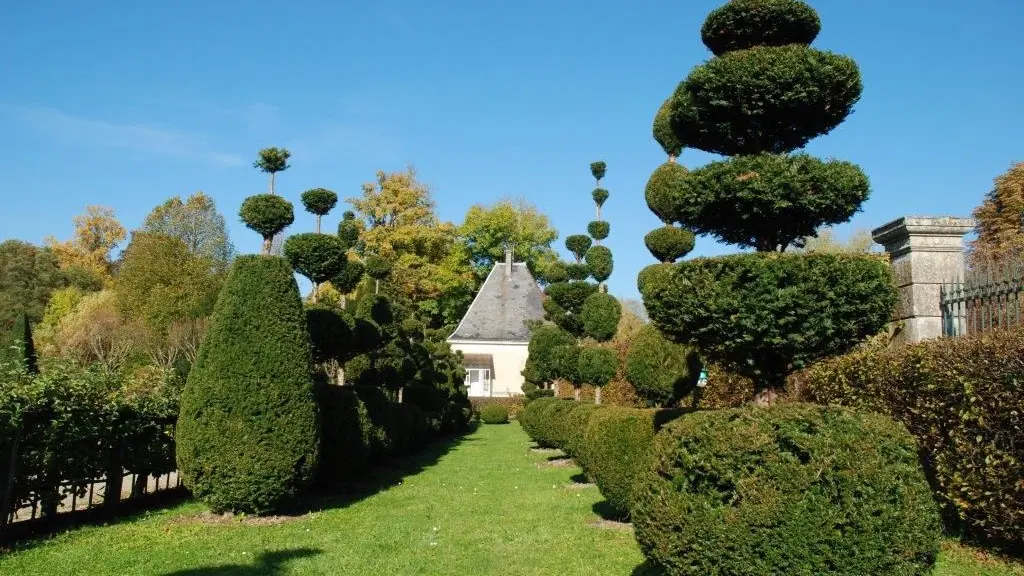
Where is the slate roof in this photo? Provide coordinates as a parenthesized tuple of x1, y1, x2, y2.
(448, 262, 544, 342)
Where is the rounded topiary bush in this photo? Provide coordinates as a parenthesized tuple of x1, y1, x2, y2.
(632, 403, 943, 576)
(562, 402, 603, 460)
(587, 220, 610, 241)
(645, 162, 689, 224)
(480, 404, 510, 425)
(653, 99, 683, 159)
(284, 233, 348, 285)
(239, 194, 294, 252)
(584, 245, 614, 284)
(519, 396, 559, 441)
(176, 255, 319, 515)
(579, 407, 681, 518)
(701, 0, 821, 57)
(644, 226, 696, 264)
(624, 325, 702, 407)
(580, 292, 621, 342)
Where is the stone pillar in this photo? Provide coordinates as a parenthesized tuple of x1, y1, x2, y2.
(871, 216, 975, 343)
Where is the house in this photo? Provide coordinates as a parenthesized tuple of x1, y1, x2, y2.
(447, 249, 545, 397)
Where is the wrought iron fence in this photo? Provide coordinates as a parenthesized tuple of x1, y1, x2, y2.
(940, 263, 1024, 337)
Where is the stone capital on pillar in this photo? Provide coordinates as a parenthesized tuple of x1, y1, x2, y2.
(871, 216, 975, 343)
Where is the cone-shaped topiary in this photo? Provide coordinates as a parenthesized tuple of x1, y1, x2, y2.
(300, 188, 338, 233)
(632, 403, 942, 575)
(639, 0, 894, 403)
(584, 246, 613, 285)
(240, 194, 295, 255)
(1, 313, 38, 373)
(565, 235, 592, 262)
(577, 346, 617, 404)
(176, 255, 319, 515)
(587, 221, 610, 241)
(580, 292, 621, 342)
(644, 226, 696, 263)
(624, 325, 701, 407)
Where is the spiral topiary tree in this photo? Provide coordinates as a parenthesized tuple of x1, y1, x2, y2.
(639, 0, 896, 404)
(176, 255, 319, 515)
(300, 188, 338, 233)
(240, 194, 295, 255)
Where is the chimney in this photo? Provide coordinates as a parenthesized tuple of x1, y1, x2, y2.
(504, 246, 513, 278)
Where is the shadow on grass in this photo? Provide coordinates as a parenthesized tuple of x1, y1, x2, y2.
(631, 560, 663, 575)
(162, 548, 321, 576)
(569, 472, 589, 484)
(591, 500, 628, 522)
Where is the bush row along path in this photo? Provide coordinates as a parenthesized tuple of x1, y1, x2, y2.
(0, 423, 1021, 575)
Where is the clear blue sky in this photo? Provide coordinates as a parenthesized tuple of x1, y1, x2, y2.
(2, 0, 1022, 298)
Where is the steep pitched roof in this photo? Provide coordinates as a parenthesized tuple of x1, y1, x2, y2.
(448, 262, 544, 342)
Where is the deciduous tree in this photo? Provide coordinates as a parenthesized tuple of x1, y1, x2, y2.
(45, 205, 126, 286)
(968, 161, 1024, 267)
(141, 192, 235, 272)
(0, 240, 65, 325)
(459, 198, 559, 280)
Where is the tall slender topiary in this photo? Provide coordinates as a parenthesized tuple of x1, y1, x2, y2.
(639, 0, 896, 404)
(176, 255, 319, 515)
(300, 188, 338, 233)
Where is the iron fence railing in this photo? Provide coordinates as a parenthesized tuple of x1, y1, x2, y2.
(941, 264, 1024, 337)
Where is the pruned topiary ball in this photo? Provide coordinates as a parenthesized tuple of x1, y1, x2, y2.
(585, 245, 613, 284)
(592, 188, 610, 208)
(653, 98, 684, 159)
(644, 226, 696, 263)
(283, 233, 347, 284)
(566, 234, 593, 262)
(624, 325, 701, 407)
(645, 162, 688, 225)
(566, 262, 591, 282)
(240, 194, 295, 241)
(541, 260, 569, 284)
(364, 255, 391, 280)
(590, 161, 607, 182)
(632, 403, 943, 576)
(588, 220, 610, 241)
(580, 291, 621, 342)
(300, 188, 338, 217)
(701, 0, 821, 57)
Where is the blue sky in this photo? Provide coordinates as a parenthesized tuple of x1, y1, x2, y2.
(2, 0, 1022, 298)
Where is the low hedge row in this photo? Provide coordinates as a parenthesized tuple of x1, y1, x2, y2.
(469, 396, 525, 419)
(479, 404, 509, 424)
(798, 328, 1024, 547)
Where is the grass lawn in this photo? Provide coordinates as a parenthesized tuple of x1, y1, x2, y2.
(1, 423, 1021, 575)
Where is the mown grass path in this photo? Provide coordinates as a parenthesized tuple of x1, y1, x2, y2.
(0, 423, 1020, 575)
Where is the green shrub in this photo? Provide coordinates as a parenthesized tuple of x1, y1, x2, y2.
(300, 188, 338, 218)
(632, 403, 943, 576)
(578, 407, 681, 518)
(652, 100, 683, 159)
(444, 392, 474, 434)
(239, 195, 294, 252)
(479, 404, 510, 424)
(565, 235, 593, 261)
(565, 263, 591, 282)
(701, 0, 821, 57)
(395, 402, 428, 451)
(580, 292, 621, 342)
(624, 325, 701, 407)
(641, 252, 896, 399)
(587, 220, 610, 241)
(645, 162, 688, 224)
(404, 385, 445, 413)
(532, 399, 578, 450)
(314, 384, 371, 483)
(284, 233, 348, 285)
(306, 304, 353, 365)
(799, 329, 1024, 547)
(518, 397, 560, 445)
(576, 347, 618, 405)
(176, 255, 319, 515)
(351, 386, 396, 460)
(1, 312, 38, 373)
(524, 388, 555, 403)
(644, 226, 695, 264)
(584, 246, 613, 284)
(562, 403, 603, 460)
(470, 396, 525, 419)
(336, 211, 361, 251)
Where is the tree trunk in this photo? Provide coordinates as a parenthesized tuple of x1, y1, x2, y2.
(595, 387, 602, 405)
(574, 387, 581, 401)
(269, 172, 276, 195)
(261, 237, 272, 255)
(375, 279, 380, 295)
(668, 154, 676, 163)
(311, 282, 319, 303)
(316, 215, 321, 234)
(398, 387, 404, 403)
(753, 377, 784, 407)
(340, 294, 347, 309)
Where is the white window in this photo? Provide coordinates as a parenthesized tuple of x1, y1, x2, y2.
(465, 368, 492, 396)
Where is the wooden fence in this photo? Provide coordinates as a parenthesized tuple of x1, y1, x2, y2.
(940, 263, 1024, 337)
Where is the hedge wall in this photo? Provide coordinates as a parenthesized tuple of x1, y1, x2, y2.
(799, 329, 1024, 547)
(470, 396, 525, 420)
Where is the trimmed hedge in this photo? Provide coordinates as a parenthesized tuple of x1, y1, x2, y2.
(578, 407, 682, 518)
(799, 329, 1024, 547)
(176, 255, 319, 515)
(632, 403, 942, 576)
(470, 396, 525, 420)
(561, 403, 603, 460)
(518, 397, 560, 445)
(479, 404, 509, 424)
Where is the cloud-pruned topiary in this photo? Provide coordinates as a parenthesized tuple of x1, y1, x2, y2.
(240, 195, 295, 255)
(284, 233, 347, 292)
(587, 221, 610, 241)
(585, 246, 613, 285)
(300, 188, 338, 233)
(653, 99, 683, 160)
(523, 325, 577, 387)
(644, 226, 696, 263)
(632, 403, 942, 576)
(580, 292, 621, 343)
(577, 346, 618, 404)
(700, 0, 821, 57)
(645, 162, 688, 225)
(565, 235, 593, 262)
(176, 255, 319, 515)
(624, 325, 701, 407)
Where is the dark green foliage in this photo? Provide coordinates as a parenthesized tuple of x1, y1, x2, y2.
(644, 226, 696, 263)
(239, 194, 295, 242)
(565, 235, 593, 262)
(653, 99, 683, 159)
(344, 354, 374, 386)
(331, 258, 365, 294)
(541, 261, 569, 284)
(624, 325, 701, 407)
(364, 255, 391, 281)
(565, 262, 591, 282)
(351, 386, 396, 460)
(801, 329, 1024, 546)
(550, 344, 581, 383)
(579, 407, 681, 518)
(640, 253, 896, 394)
(314, 384, 371, 483)
(479, 404, 510, 424)
(577, 347, 617, 388)
(305, 305, 353, 365)
(580, 292, 621, 342)
(632, 404, 943, 575)
(584, 246, 613, 284)
(590, 161, 607, 182)
(545, 281, 599, 337)
(645, 162, 689, 225)
(284, 233, 348, 284)
(532, 399, 578, 449)
(176, 255, 319, 515)
(562, 403, 603, 460)
(404, 385, 445, 413)
(0, 240, 66, 325)
(336, 211, 361, 251)
(517, 396, 559, 442)
(524, 325, 576, 385)
(591, 188, 610, 208)
(701, 0, 821, 57)
(587, 221, 610, 241)
(1, 313, 38, 373)
(301, 188, 338, 217)
(671, 44, 862, 156)
(524, 387, 555, 402)
(669, 153, 870, 251)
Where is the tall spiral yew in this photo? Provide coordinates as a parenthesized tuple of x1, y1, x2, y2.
(639, 0, 896, 404)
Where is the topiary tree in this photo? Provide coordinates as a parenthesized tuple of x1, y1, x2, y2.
(364, 255, 391, 295)
(240, 195, 295, 255)
(300, 188, 338, 233)
(565, 235, 592, 263)
(580, 292, 621, 343)
(585, 245, 613, 286)
(551, 344, 582, 400)
(639, 0, 896, 404)
(329, 258, 365, 309)
(577, 346, 617, 404)
(253, 147, 291, 195)
(283, 233, 347, 302)
(644, 226, 695, 264)
(1, 313, 38, 373)
(587, 221, 610, 242)
(632, 403, 942, 575)
(337, 210, 362, 251)
(176, 255, 319, 515)
(624, 325, 701, 407)
(523, 324, 577, 390)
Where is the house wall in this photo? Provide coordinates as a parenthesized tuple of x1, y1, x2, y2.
(448, 341, 529, 397)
